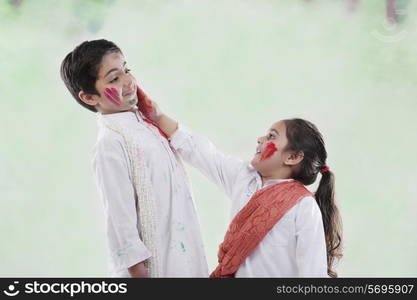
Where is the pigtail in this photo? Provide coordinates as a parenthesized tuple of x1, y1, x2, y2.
(315, 170, 343, 278)
(284, 118, 343, 277)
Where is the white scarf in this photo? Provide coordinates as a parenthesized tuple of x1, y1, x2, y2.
(98, 110, 161, 277)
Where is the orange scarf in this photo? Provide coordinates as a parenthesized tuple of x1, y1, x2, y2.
(210, 180, 312, 278)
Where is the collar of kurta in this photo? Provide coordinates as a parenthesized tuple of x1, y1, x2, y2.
(97, 109, 168, 139)
(263, 178, 294, 188)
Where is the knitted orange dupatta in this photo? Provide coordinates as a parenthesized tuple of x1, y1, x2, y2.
(210, 181, 312, 278)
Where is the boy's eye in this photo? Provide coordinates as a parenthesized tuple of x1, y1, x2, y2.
(267, 133, 275, 140)
(125, 68, 131, 73)
(110, 77, 119, 83)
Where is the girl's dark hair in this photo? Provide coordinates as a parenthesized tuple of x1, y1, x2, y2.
(283, 118, 343, 277)
(60, 39, 121, 112)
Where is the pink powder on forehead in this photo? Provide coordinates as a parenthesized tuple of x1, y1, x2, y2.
(104, 87, 121, 106)
(260, 142, 278, 161)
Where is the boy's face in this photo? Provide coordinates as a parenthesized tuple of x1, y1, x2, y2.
(79, 51, 138, 114)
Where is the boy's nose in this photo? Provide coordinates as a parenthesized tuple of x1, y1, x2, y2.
(123, 80, 134, 90)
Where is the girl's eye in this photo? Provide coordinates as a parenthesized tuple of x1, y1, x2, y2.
(267, 133, 275, 140)
(125, 68, 131, 74)
(110, 77, 119, 83)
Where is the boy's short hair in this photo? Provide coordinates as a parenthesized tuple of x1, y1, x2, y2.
(60, 39, 122, 112)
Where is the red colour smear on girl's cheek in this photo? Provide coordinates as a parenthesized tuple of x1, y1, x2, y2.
(104, 87, 121, 106)
(260, 142, 278, 161)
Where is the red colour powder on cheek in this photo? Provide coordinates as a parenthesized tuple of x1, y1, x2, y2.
(104, 87, 121, 106)
(260, 142, 278, 161)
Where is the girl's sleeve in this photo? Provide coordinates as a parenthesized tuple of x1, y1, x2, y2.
(169, 125, 246, 198)
(92, 133, 151, 273)
(294, 196, 329, 277)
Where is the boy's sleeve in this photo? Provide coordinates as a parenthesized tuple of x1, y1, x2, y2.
(93, 134, 151, 273)
(169, 125, 246, 198)
(295, 196, 329, 277)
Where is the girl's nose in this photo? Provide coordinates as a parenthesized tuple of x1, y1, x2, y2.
(257, 136, 265, 144)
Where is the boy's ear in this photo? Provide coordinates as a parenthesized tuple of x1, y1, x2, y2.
(284, 151, 304, 166)
(78, 90, 99, 106)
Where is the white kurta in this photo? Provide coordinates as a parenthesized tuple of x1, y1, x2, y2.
(92, 110, 208, 277)
(169, 126, 328, 277)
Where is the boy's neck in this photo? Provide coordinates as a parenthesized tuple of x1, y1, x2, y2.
(100, 106, 137, 115)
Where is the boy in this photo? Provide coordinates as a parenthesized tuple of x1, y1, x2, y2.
(60, 39, 208, 277)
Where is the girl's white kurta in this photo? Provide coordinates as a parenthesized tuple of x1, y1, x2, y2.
(169, 125, 328, 277)
(92, 111, 208, 277)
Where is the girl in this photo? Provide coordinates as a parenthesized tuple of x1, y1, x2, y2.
(136, 87, 343, 278)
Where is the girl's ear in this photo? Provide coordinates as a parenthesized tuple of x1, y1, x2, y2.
(79, 90, 99, 106)
(284, 151, 304, 166)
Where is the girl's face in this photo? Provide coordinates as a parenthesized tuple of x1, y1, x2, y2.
(251, 120, 290, 175)
(93, 52, 138, 114)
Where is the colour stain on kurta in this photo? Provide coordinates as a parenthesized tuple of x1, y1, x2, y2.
(180, 242, 186, 252)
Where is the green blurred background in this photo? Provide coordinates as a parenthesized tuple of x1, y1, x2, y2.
(1, 0, 416, 277)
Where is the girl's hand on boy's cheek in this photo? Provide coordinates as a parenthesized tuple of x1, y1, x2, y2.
(136, 85, 162, 122)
